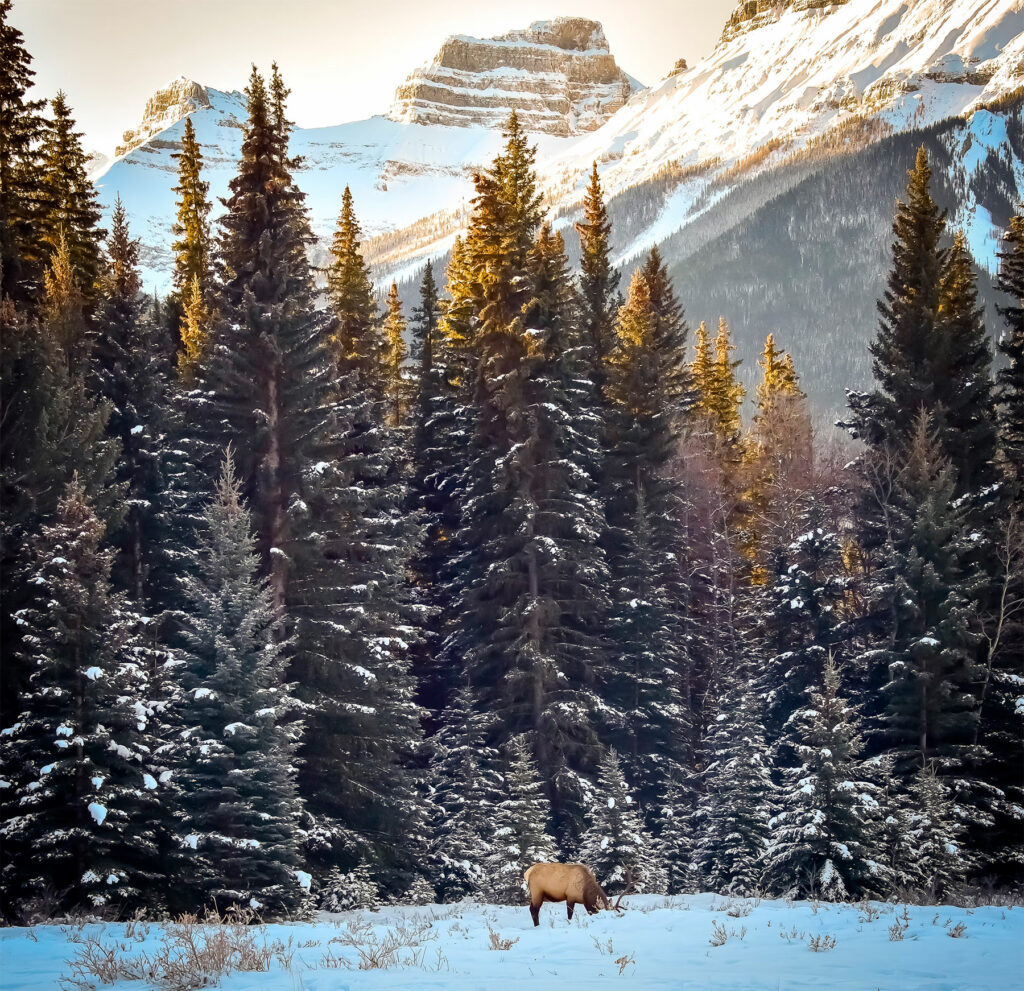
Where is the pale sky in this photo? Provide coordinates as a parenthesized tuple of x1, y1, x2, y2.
(13, 0, 737, 155)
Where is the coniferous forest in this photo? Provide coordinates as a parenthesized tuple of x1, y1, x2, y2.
(1, 4, 1022, 920)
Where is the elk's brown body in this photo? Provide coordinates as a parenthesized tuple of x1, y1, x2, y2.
(523, 862, 613, 926)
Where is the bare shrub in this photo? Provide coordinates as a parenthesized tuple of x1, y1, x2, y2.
(615, 952, 636, 975)
(947, 921, 968, 938)
(709, 920, 746, 946)
(888, 916, 910, 942)
(61, 908, 295, 991)
(592, 935, 614, 955)
(326, 918, 437, 970)
(857, 901, 881, 924)
(486, 922, 519, 951)
(808, 933, 837, 952)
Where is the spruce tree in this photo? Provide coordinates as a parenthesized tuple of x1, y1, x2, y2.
(846, 148, 997, 502)
(170, 115, 212, 378)
(654, 774, 697, 894)
(448, 118, 608, 842)
(762, 656, 882, 900)
(996, 212, 1024, 494)
(0, 0, 47, 304)
(575, 161, 619, 379)
(37, 92, 104, 302)
(691, 685, 773, 896)
(326, 185, 380, 392)
(486, 737, 558, 904)
(758, 499, 848, 761)
(300, 183, 426, 895)
(853, 412, 991, 854)
(905, 763, 965, 900)
(407, 262, 456, 728)
(742, 335, 813, 580)
(382, 280, 409, 425)
(580, 749, 662, 895)
(933, 232, 997, 495)
(1, 251, 121, 728)
(91, 198, 173, 608)
(175, 454, 304, 917)
(980, 211, 1024, 884)
(0, 479, 166, 914)
(601, 266, 690, 820)
(203, 65, 331, 612)
(429, 693, 503, 902)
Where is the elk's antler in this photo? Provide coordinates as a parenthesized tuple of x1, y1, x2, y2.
(612, 867, 636, 912)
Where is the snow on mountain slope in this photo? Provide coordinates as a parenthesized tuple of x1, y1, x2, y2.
(544, 0, 1022, 204)
(94, 78, 584, 290)
(93, 14, 646, 291)
(366, 0, 1022, 285)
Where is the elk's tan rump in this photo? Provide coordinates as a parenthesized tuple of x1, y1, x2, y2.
(523, 862, 613, 926)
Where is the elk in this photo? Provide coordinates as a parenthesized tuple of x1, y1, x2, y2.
(523, 862, 625, 927)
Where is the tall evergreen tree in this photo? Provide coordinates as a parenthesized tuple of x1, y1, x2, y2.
(91, 198, 173, 607)
(326, 185, 381, 392)
(996, 212, 1024, 494)
(600, 265, 690, 821)
(170, 115, 212, 378)
(300, 183, 426, 894)
(0, 0, 47, 304)
(763, 656, 882, 900)
(203, 65, 331, 613)
(407, 262, 456, 729)
(691, 684, 774, 896)
(382, 280, 409, 425)
(36, 92, 104, 302)
(579, 749, 662, 895)
(485, 737, 558, 904)
(0, 479, 165, 915)
(574, 161, 619, 379)
(846, 148, 997, 502)
(933, 232, 997, 495)
(175, 454, 305, 917)
(448, 117, 608, 841)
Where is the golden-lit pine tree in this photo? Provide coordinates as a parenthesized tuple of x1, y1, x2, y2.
(42, 230, 87, 369)
(382, 281, 409, 425)
(170, 115, 212, 375)
(575, 161, 618, 376)
(327, 185, 381, 389)
(170, 116, 211, 300)
(742, 334, 813, 581)
(176, 274, 209, 383)
(601, 266, 691, 820)
(691, 317, 744, 444)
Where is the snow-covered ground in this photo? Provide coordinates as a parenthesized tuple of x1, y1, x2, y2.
(2, 894, 1021, 990)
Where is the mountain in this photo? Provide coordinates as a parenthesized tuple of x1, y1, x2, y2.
(93, 2, 1022, 414)
(389, 17, 640, 135)
(92, 18, 637, 289)
(367, 0, 1023, 415)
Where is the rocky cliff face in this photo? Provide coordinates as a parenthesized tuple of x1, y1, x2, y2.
(388, 17, 639, 136)
(719, 0, 850, 43)
(115, 77, 214, 157)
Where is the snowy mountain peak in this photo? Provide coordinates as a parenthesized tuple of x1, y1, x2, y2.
(388, 17, 640, 136)
(115, 77, 224, 157)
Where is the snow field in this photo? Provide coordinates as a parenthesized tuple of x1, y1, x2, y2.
(1, 894, 1021, 990)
